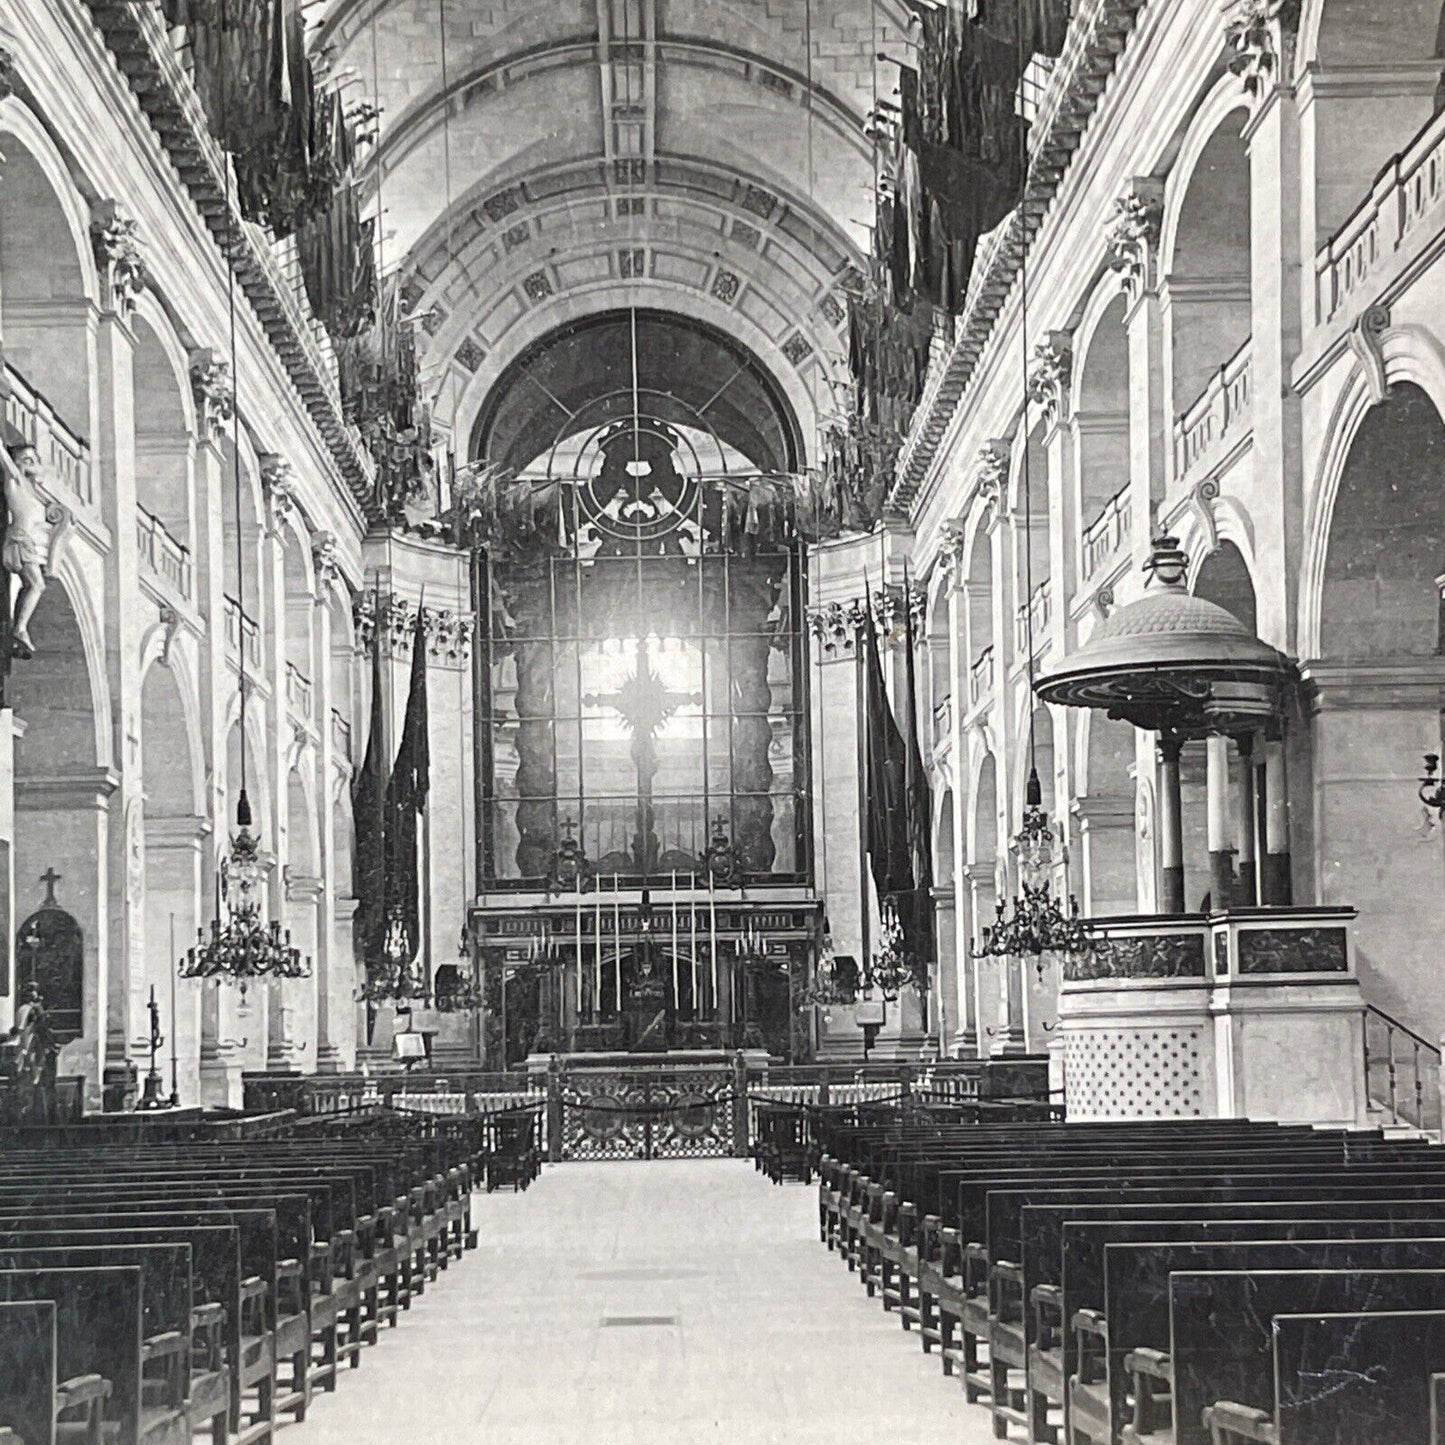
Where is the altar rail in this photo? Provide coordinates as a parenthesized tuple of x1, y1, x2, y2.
(242, 1057, 1051, 1162)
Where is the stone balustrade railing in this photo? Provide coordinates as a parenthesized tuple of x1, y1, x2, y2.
(1016, 580, 1053, 655)
(1315, 103, 1445, 327)
(135, 505, 193, 599)
(932, 694, 952, 750)
(285, 661, 314, 719)
(331, 708, 352, 762)
(1172, 340, 1252, 483)
(1081, 485, 1131, 580)
(969, 645, 995, 705)
(3, 365, 93, 508)
(223, 593, 261, 670)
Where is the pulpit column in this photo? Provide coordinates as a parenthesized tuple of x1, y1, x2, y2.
(1206, 733, 1234, 908)
(1233, 734, 1259, 906)
(1262, 729, 1292, 905)
(1157, 734, 1186, 914)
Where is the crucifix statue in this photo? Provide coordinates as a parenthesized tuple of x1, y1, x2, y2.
(583, 636, 702, 876)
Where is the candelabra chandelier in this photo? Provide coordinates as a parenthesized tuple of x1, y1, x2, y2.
(180, 795, 311, 990)
(869, 898, 927, 1001)
(799, 920, 855, 1008)
(429, 922, 484, 1013)
(736, 914, 767, 966)
(975, 766, 1091, 977)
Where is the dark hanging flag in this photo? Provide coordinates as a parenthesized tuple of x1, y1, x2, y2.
(351, 601, 389, 1036)
(900, 564, 937, 972)
(861, 584, 913, 907)
(383, 601, 431, 979)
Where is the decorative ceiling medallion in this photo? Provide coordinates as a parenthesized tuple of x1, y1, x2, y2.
(574, 417, 700, 546)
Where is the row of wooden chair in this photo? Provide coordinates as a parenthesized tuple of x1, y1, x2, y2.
(0, 1106, 487, 1445)
(817, 1105, 1445, 1444)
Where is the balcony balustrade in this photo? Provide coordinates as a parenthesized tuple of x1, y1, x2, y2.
(932, 694, 953, 750)
(285, 661, 314, 719)
(135, 505, 192, 599)
(331, 708, 352, 762)
(969, 646, 995, 705)
(1015, 580, 1053, 656)
(1081, 485, 1132, 580)
(223, 594, 261, 670)
(1172, 341, 1252, 484)
(3, 365, 93, 507)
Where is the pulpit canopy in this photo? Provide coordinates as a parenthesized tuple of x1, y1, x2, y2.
(1036, 536, 1290, 735)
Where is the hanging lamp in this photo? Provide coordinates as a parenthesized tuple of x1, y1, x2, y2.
(180, 6, 311, 992)
(971, 14, 1088, 981)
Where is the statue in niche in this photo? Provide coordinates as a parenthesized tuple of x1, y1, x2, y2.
(0, 431, 49, 658)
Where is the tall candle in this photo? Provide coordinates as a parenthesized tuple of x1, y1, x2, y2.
(613, 873, 622, 1011)
(670, 870, 679, 1006)
(593, 876, 602, 1016)
(574, 883, 583, 1014)
(689, 870, 698, 1014)
(708, 869, 718, 1010)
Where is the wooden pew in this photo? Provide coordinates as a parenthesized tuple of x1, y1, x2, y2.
(1171, 1280, 1445, 1445)
(0, 1266, 160, 1445)
(0, 1300, 56, 1445)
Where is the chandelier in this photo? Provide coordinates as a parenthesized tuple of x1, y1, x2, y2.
(975, 766, 1090, 976)
(180, 795, 311, 990)
(799, 919, 856, 1008)
(868, 898, 928, 1001)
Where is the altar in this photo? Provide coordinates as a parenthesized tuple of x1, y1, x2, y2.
(469, 890, 823, 1067)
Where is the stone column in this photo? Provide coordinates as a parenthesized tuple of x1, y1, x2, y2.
(93, 287, 149, 1087)
(1072, 794, 1138, 917)
(312, 574, 341, 1070)
(1262, 729, 1292, 905)
(1233, 734, 1259, 906)
(932, 885, 957, 1057)
(1206, 733, 1234, 909)
(188, 356, 232, 1092)
(961, 861, 993, 1061)
(269, 872, 322, 1068)
(1157, 734, 1185, 914)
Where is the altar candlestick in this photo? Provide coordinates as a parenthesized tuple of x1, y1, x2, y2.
(689, 871, 699, 1014)
(574, 883, 583, 1014)
(593, 877, 602, 1016)
(708, 869, 718, 1010)
(613, 873, 622, 1011)
(670, 870, 679, 1006)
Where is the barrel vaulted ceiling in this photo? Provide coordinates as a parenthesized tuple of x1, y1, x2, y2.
(311, 0, 911, 461)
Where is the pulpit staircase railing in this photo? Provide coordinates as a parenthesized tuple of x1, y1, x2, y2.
(1363, 1005, 1441, 1137)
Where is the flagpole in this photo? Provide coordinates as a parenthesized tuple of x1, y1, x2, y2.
(856, 600, 871, 981)
(168, 912, 179, 1105)
(593, 874, 602, 1017)
(670, 869, 679, 1011)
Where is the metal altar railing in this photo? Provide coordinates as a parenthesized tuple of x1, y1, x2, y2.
(1364, 1004, 1442, 1136)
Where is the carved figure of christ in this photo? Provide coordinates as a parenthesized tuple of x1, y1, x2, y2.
(583, 635, 703, 875)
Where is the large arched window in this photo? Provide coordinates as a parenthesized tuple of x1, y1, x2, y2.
(474, 311, 809, 889)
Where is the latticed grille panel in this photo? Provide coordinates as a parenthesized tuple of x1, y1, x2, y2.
(561, 1069, 734, 1160)
(1063, 1028, 1206, 1118)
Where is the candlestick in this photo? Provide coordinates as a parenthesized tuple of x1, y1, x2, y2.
(168, 912, 179, 1105)
(708, 869, 718, 1013)
(594, 875, 602, 1016)
(670, 870, 679, 1007)
(613, 873, 622, 1012)
(575, 882, 584, 1015)
(689, 870, 698, 1015)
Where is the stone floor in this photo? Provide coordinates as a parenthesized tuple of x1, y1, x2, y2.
(295, 1159, 1017, 1443)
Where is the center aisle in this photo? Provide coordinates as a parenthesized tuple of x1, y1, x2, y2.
(298, 1159, 1006, 1443)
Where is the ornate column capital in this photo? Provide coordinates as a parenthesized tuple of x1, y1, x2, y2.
(976, 438, 1012, 511)
(260, 453, 297, 536)
(310, 530, 340, 587)
(1222, 0, 1301, 100)
(90, 200, 147, 318)
(188, 350, 234, 442)
(938, 518, 970, 581)
(1105, 178, 1165, 302)
(1026, 334, 1074, 429)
